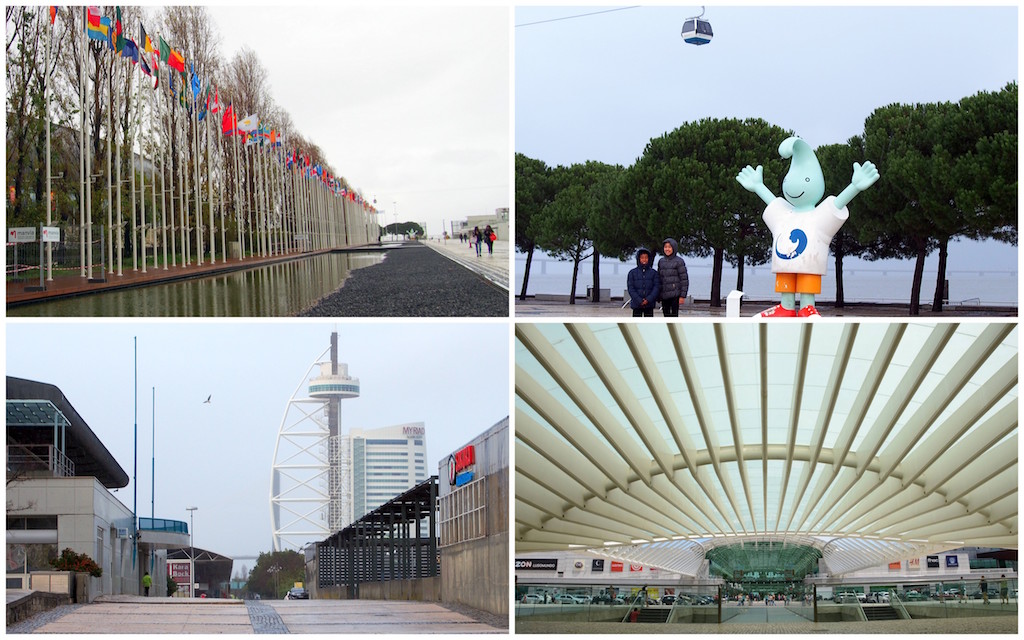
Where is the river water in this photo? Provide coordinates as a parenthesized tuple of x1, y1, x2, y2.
(8, 252, 384, 317)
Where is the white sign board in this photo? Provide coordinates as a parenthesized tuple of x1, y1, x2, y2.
(8, 227, 36, 243)
(41, 226, 60, 243)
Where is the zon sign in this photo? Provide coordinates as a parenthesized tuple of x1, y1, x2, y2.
(447, 444, 476, 487)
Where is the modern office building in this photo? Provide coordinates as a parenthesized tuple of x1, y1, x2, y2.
(342, 423, 428, 524)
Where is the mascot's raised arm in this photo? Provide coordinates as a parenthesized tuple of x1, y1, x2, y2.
(736, 136, 879, 318)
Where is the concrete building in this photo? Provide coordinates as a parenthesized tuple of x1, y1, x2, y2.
(450, 208, 509, 242)
(6, 376, 189, 599)
(439, 416, 509, 617)
(342, 423, 428, 524)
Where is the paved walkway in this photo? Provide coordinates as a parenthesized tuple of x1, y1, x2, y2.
(7, 595, 505, 634)
(516, 615, 1018, 634)
(514, 298, 1018, 318)
(426, 238, 509, 291)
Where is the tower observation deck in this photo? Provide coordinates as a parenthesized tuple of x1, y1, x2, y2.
(270, 332, 359, 551)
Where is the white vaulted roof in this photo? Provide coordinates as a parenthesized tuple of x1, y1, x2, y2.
(515, 323, 1018, 560)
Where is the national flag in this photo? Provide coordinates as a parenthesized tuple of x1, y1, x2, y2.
(49, 6, 57, 25)
(86, 7, 108, 41)
(198, 103, 207, 122)
(158, 36, 170, 63)
(139, 21, 153, 53)
(237, 113, 259, 132)
(190, 63, 200, 98)
(121, 38, 138, 63)
(139, 55, 151, 76)
(169, 71, 176, 99)
(168, 48, 185, 74)
(222, 104, 237, 136)
(113, 7, 124, 53)
(210, 88, 220, 114)
(101, 16, 114, 49)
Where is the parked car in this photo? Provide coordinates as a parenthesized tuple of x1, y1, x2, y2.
(904, 590, 926, 601)
(555, 595, 576, 604)
(660, 595, 676, 606)
(521, 593, 543, 604)
(285, 587, 309, 600)
(835, 593, 860, 604)
(571, 595, 591, 604)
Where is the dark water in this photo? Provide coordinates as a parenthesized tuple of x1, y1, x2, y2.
(8, 252, 384, 317)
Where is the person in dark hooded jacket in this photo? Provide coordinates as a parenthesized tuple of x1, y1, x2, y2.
(657, 238, 689, 317)
(627, 247, 660, 317)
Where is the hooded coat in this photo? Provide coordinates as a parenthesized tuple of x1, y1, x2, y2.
(627, 247, 660, 310)
(657, 238, 689, 300)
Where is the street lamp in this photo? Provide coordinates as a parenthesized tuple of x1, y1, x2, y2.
(186, 506, 198, 597)
(393, 202, 398, 241)
(269, 564, 281, 599)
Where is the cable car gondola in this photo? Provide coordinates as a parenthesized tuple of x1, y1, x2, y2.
(681, 6, 713, 45)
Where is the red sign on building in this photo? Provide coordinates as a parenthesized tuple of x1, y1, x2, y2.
(610, 561, 624, 572)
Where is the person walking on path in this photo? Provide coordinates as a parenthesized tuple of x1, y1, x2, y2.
(484, 225, 495, 255)
(657, 238, 689, 317)
(981, 578, 989, 604)
(472, 227, 483, 257)
(142, 572, 152, 597)
(1000, 575, 1009, 604)
(960, 578, 967, 603)
(627, 247, 660, 317)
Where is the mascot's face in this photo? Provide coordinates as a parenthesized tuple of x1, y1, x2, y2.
(779, 137, 826, 212)
(782, 161, 825, 210)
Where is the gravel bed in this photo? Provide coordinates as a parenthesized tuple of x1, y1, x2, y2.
(6, 603, 83, 634)
(299, 245, 507, 317)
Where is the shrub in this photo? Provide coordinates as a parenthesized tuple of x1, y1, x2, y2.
(167, 575, 178, 596)
(50, 547, 102, 577)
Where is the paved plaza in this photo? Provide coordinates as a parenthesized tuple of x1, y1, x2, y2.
(7, 595, 506, 634)
(516, 616, 1018, 634)
(427, 237, 510, 291)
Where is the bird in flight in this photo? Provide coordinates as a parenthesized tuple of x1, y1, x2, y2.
(203, 395, 212, 404)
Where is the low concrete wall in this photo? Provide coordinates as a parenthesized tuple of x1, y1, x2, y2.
(6, 591, 71, 626)
(904, 603, 1018, 619)
(314, 577, 441, 602)
(514, 604, 627, 622)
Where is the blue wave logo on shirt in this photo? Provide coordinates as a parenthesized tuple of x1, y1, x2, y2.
(775, 229, 808, 260)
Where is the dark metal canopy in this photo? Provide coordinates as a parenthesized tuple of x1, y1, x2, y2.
(7, 376, 129, 488)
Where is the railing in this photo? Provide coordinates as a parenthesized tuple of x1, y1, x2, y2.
(889, 589, 910, 620)
(138, 518, 188, 534)
(620, 588, 648, 623)
(7, 444, 74, 478)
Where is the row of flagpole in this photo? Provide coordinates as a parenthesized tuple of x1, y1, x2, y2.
(42, 5, 380, 282)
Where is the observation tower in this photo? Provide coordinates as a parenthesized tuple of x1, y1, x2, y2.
(270, 332, 359, 551)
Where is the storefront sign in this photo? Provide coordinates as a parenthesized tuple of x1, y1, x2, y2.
(927, 556, 940, 568)
(447, 444, 476, 486)
(946, 556, 958, 568)
(610, 561, 623, 572)
(629, 563, 643, 572)
(591, 559, 605, 572)
(8, 227, 36, 243)
(514, 558, 558, 571)
(908, 558, 920, 570)
(889, 562, 902, 570)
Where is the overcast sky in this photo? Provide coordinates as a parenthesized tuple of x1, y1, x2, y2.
(204, 5, 510, 236)
(6, 321, 509, 565)
(515, 4, 1019, 272)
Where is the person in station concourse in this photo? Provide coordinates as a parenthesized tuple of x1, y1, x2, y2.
(1000, 575, 1009, 604)
(627, 247, 660, 317)
(142, 572, 152, 596)
(981, 577, 989, 604)
(657, 238, 689, 317)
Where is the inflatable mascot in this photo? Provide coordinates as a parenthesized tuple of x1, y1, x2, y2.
(736, 137, 879, 317)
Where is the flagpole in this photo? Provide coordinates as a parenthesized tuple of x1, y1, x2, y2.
(130, 55, 137, 272)
(159, 68, 168, 270)
(181, 90, 190, 266)
(139, 58, 147, 275)
(206, 87, 215, 265)
(115, 50, 123, 277)
(219, 123, 226, 260)
(86, 14, 94, 281)
(45, 7, 53, 281)
(192, 69, 203, 266)
(234, 124, 241, 261)
(106, 46, 113, 275)
(166, 72, 176, 269)
(149, 77, 158, 271)
(79, 8, 86, 278)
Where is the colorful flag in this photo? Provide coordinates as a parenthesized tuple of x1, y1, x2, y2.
(139, 55, 151, 76)
(169, 71, 176, 99)
(113, 6, 124, 53)
(237, 113, 259, 132)
(222, 104, 237, 136)
(121, 38, 138, 63)
(198, 103, 207, 122)
(158, 36, 170, 63)
(210, 88, 220, 114)
(150, 49, 159, 74)
(101, 16, 114, 49)
(168, 49, 185, 74)
(86, 7, 108, 41)
(50, 6, 57, 25)
(190, 64, 200, 98)
(139, 21, 153, 53)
